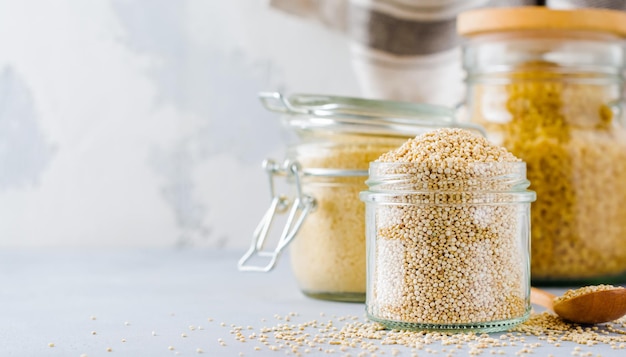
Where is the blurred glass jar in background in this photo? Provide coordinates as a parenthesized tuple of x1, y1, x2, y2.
(458, 7, 626, 284)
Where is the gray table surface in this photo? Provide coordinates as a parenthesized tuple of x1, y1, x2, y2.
(1, 249, 625, 356)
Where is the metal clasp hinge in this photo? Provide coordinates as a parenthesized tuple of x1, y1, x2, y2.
(237, 159, 316, 272)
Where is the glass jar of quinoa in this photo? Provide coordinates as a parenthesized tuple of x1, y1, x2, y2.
(238, 92, 483, 302)
(360, 128, 536, 332)
(457, 7, 626, 284)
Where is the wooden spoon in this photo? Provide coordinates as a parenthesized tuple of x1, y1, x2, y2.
(531, 286, 626, 324)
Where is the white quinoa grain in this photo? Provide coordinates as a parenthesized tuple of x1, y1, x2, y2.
(48, 343, 55, 348)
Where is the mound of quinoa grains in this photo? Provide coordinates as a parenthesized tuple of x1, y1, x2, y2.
(364, 128, 532, 329)
(554, 285, 625, 305)
(468, 65, 626, 281)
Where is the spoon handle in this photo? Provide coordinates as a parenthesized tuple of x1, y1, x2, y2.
(530, 287, 556, 312)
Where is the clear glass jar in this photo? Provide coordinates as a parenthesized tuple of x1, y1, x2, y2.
(360, 161, 536, 332)
(238, 92, 482, 302)
(458, 7, 626, 284)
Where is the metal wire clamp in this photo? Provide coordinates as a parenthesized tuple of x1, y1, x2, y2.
(238, 159, 316, 272)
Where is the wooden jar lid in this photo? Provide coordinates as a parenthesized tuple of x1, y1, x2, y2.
(457, 6, 626, 37)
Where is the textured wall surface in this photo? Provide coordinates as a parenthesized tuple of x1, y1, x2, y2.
(0, 0, 359, 247)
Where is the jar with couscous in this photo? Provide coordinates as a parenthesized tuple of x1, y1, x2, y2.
(458, 7, 626, 284)
(238, 92, 483, 302)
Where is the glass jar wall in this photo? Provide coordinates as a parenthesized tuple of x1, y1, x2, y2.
(361, 160, 535, 332)
(458, 7, 626, 284)
(287, 138, 405, 302)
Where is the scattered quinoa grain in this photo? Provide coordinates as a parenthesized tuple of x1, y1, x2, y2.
(48, 343, 55, 348)
(213, 310, 626, 356)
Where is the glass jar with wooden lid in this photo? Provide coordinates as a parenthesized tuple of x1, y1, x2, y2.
(458, 7, 626, 284)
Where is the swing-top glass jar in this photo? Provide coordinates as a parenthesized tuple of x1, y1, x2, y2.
(458, 7, 626, 284)
(238, 92, 483, 302)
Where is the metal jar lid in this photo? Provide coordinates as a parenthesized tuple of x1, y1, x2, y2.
(259, 91, 483, 138)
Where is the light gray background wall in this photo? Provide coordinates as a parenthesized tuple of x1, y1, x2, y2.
(0, 0, 360, 248)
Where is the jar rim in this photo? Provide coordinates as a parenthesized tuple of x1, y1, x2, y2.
(364, 161, 534, 195)
(457, 6, 626, 38)
(359, 190, 537, 204)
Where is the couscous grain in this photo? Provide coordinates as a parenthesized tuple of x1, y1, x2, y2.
(468, 66, 626, 281)
(289, 137, 409, 301)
